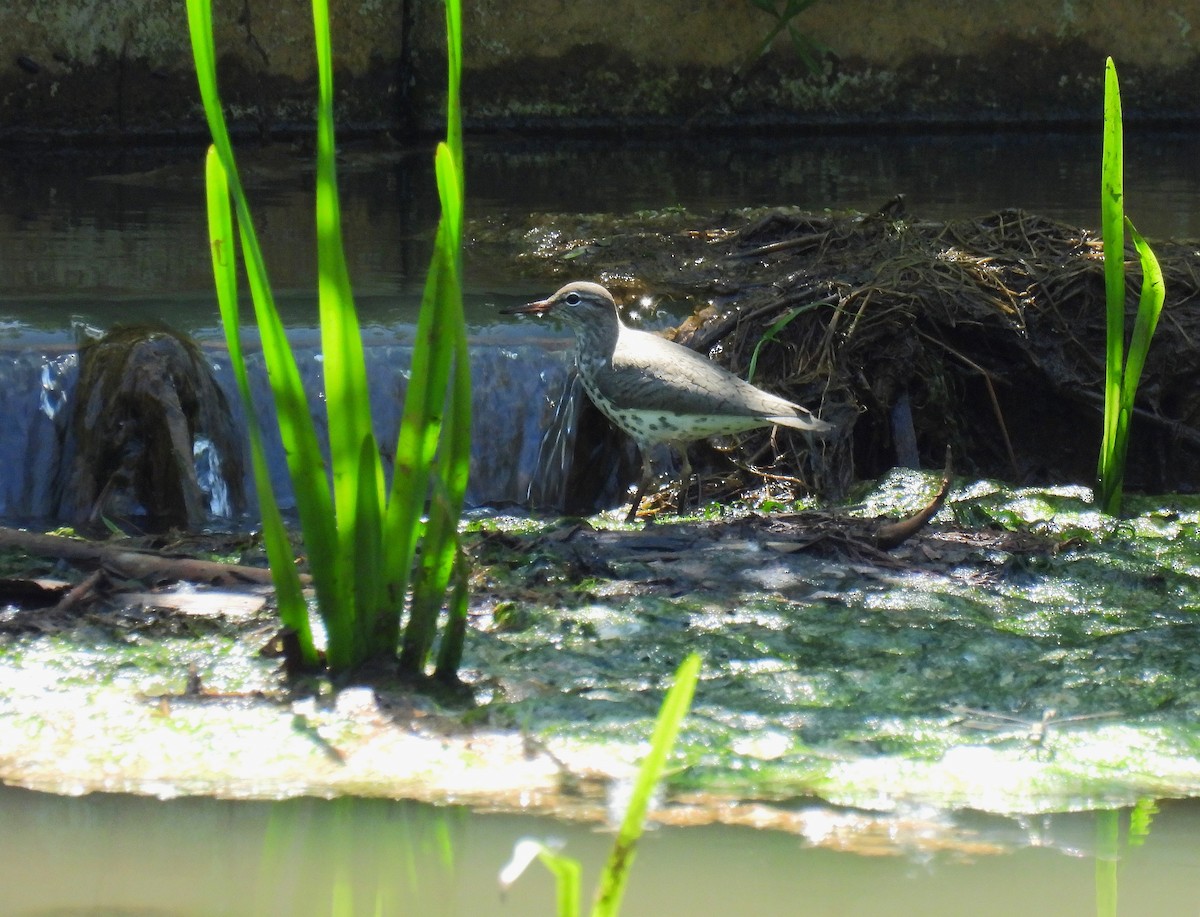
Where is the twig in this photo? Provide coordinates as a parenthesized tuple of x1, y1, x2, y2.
(0, 526, 296, 588)
(51, 569, 105, 614)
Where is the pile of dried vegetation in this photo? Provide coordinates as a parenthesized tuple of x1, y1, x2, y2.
(493, 203, 1200, 502)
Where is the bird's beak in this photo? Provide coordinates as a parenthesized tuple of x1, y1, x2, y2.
(500, 296, 554, 317)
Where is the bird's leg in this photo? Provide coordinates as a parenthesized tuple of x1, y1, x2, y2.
(675, 445, 694, 514)
(625, 449, 656, 523)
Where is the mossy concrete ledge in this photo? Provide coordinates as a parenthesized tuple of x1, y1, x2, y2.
(1, 0, 1198, 140)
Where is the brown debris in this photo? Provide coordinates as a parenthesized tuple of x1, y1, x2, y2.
(496, 204, 1200, 502)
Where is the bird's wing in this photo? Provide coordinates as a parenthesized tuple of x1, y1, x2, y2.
(600, 328, 825, 427)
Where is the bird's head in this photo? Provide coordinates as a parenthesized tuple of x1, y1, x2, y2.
(502, 281, 619, 332)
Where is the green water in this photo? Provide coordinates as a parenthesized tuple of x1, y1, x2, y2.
(0, 785, 1194, 916)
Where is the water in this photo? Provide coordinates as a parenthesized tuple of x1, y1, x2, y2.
(3, 131, 1198, 310)
(2, 130, 1198, 522)
(2, 134, 1200, 909)
(0, 784, 1196, 916)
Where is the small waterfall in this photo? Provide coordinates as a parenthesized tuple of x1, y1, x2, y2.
(0, 348, 77, 522)
(193, 437, 233, 518)
(526, 370, 633, 514)
(0, 327, 628, 527)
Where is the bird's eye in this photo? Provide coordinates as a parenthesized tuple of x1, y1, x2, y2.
(563, 292, 582, 306)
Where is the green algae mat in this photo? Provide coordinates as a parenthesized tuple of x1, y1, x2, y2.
(1, 469, 1198, 846)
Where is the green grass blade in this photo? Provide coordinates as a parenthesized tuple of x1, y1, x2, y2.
(354, 432, 385, 660)
(1095, 59, 1167, 518)
(390, 0, 468, 677)
(388, 221, 455, 672)
(747, 302, 817, 382)
(404, 143, 471, 673)
(1120, 218, 1166, 418)
(1097, 56, 1126, 510)
(1107, 218, 1166, 514)
(444, 0, 464, 186)
(205, 147, 318, 667)
(432, 297, 473, 678)
(433, 546, 470, 678)
(431, 349, 472, 676)
(591, 654, 701, 917)
(1094, 809, 1119, 917)
(540, 849, 583, 917)
(312, 0, 384, 657)
(188, 0, 348, 667)
(385, 0, 466, 578)
(500, 840, 581, 917)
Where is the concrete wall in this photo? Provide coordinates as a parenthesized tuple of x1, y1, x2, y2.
(2, 0, 1197, 140)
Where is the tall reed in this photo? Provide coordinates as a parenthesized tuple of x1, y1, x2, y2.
(189, 0, 469, 676)
(1096, 56, 1166, 516)
(499, 654, 702, 916)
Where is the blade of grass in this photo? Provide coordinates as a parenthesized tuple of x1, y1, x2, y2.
(591, 653, 701, 917)
(1105, 218, 1166, 515)
(499, 839, 581, 917)
(391, 219, 455, 674)
(541, 848, 583, 917)
(393, 0, 468, 676)
(403, 142, 470, 673)
(1095, 57, 1167, 517)
(187, 0, 348, 666)
(313, 0, 384, 655)
(444, 0, 464, 187)
(1119, 218, 1166, 426)
(354, 433, 385, 660)
(433, 546, 470, 679)
(205, 147, 318, 667)
(1097, 56, 1125, 512)
(1094, 809, 1119, 917)
(747, 302, 819, 382)
(432, 304, 473, 679)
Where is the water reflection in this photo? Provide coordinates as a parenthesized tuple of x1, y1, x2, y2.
(0, 786, 1196, 916)
(2, 131, 1198, 314)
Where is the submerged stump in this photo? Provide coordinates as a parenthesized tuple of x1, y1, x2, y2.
(62, 324, 244, 533)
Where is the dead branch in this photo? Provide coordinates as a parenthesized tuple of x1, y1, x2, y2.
(0, 526, 294, 588)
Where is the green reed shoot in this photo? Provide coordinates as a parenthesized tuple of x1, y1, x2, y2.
(1096, 57, 1167, 517)
(204, 149, 318, 670)
(1094, 808, 1118, 917)
(1093, 799, 1157, 917)
(499, 654, 702, 916)
(190, 0, 469, 675)
(747, 301, 820, 383)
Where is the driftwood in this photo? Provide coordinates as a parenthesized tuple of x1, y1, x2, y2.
(0, 526, 286, 588)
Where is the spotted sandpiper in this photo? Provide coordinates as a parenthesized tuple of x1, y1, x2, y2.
(505, 281, 832, 522)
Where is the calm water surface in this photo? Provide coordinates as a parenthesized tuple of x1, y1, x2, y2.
(1, 129, 1198, 330)
(1, 785, 1197, 916)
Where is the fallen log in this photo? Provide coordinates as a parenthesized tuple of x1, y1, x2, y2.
(0, 526, 295, 588)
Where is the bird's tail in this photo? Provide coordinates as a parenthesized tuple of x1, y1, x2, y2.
(772, 409, 833, 434)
